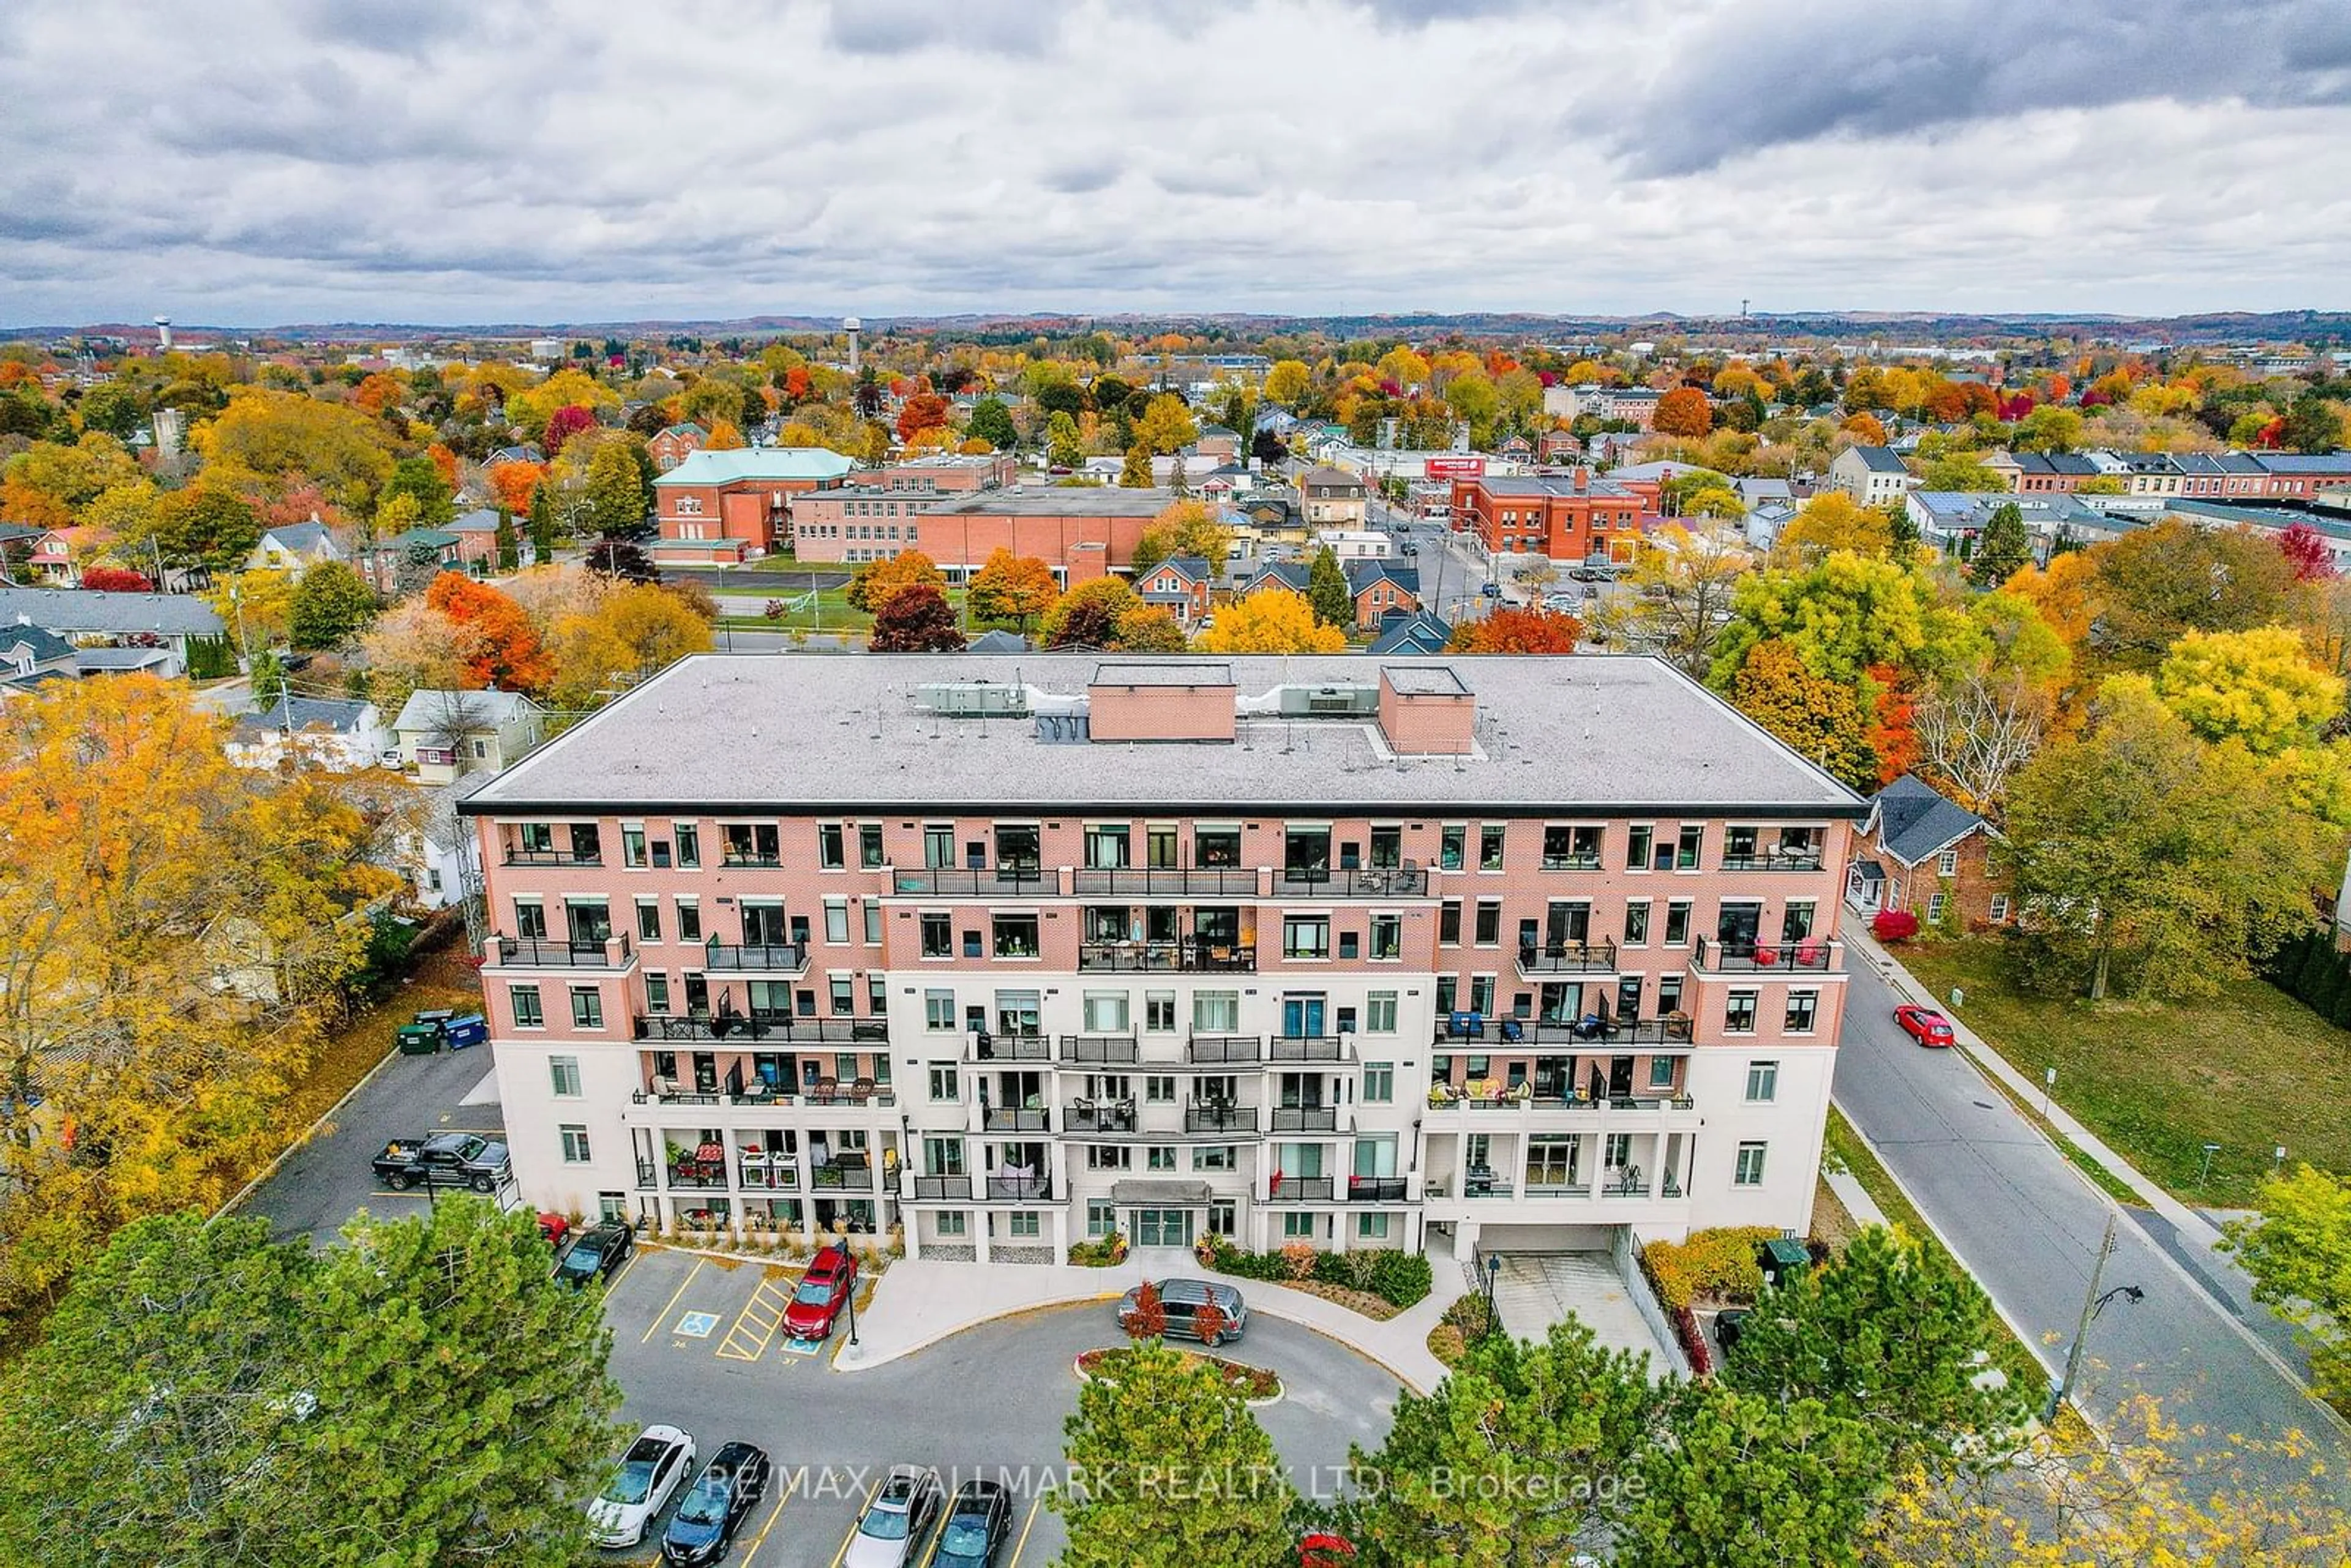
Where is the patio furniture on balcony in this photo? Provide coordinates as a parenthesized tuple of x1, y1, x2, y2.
(1347, 1176, 1408, 1202)
(972, 1030, 1051, 1060)
(1514, 940, 1619, 975)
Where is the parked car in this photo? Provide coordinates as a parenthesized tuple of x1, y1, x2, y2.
(660, 1441, 771, 1565)
(1479, 582, 1502, 598)
(782, 1244, 858, 1339)
(588, 1424, 696, 1549)
(1893, 1003, 1956, 1048)
(1117, 1278, 1249, 1346)
(1400, 541, 1419, 556)
(1542, 591, 1584, 613)
(843, 1464, 945, 1568)
(536, 1212, 570, 1250)
(931, 1479, 1011, 1568)
(371, 1131, 510, 1193)
(555, 1220, 635, 1288)
(1567, 563, 1612, 582)
(1714, 1307, 1752, 1354)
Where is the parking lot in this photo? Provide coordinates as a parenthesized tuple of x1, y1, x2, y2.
(593, 1246, 1406, 1566)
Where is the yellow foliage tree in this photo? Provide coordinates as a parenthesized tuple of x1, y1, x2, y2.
(546, 582, 716, 711)
(1772, 492, 1895, 566)
(506, 367, 620, 442)
(1194, 590, 1348, 654)
(704, 419, 746, 450)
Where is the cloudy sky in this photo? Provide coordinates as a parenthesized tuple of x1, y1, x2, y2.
(4, 0, 2349, 327)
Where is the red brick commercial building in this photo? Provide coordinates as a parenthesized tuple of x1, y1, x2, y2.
(1449, 471, 1655, 563)
(652, 449, 856, 565)
(792, 487, 1180, 581)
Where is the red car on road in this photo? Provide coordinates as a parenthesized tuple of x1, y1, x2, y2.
(1894, 1003, 1955, 1048)
(783, 1244, 858, 1339)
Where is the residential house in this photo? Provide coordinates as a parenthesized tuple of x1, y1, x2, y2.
(75, 646, 181, 679)
(227, 696, 389, 772)
(1133, 557, 1215, 629)
(391, 688, 549, 785)
(1231, 495, 1310, 551)
(357, 527, 467, 595)
(0, 522, 76, 584)
(1825, 446, 1914, 508)
(1300, 465, 1369, 528)
(0, 588, 227, 669)
(1367, 610, 1452, 655)
(1903, 491, 2109, 563)
(654, 448, 856, 565)
(485, 443, 546, 469)
(0, 622, 78, 693)
(1239, 560, 1313, 600)
(647, 422, 710, 472)
(1344, 561, 1422, 631)
(1846, 775, 2011, 930)
(1313, 530, 1392, 561)
(449, 508, 509, 569)
(1193, 426, 1241, 464)
(246, 521, 345, 577)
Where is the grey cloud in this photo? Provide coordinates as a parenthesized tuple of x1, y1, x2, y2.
(1600, 0, 2351, 174)
(1041, 159, 1124, 193)
(822, 0, 1061, 57)
(290, 0, 474, 55)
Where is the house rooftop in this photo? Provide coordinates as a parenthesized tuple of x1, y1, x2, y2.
(1846, 446, 1910, 475)
(392, 687, 544, 732)
(1869, 774, 1988, 864)
(0, 587, 225, 637)
(459, 653, 1865, 816)
(653, 448, 857, 487)
(232, 696, 378, 738)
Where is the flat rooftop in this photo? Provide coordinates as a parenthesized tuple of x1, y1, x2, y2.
(923, 488, 1179, 518)
(463, 655, 1862, 817)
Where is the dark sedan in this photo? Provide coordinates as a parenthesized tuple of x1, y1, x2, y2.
(661, 1441, 772, 1564)
(553, 1220, 634, 1288)
(930, 1480, 1011, 1567)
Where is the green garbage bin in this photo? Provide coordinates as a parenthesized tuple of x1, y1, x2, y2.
(396, 1022, 443, 1056)
(1758, 1237, 1811, 1289)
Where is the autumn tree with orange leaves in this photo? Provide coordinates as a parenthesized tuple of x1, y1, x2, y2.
(1654, 387, 1714, 438)
(1448, 607, 1583, 655)
(424, 572, 553, 694)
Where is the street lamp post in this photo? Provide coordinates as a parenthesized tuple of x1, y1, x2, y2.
(1482, 1253, 1502, 1340)
(2045, 1209, 2142, 1423)
(845, 1266, 861, 1348)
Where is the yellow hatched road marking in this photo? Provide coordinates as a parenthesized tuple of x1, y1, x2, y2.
(717, 1277, 792, 1361)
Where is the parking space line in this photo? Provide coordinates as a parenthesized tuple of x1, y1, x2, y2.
(1007, 1493, 1045, 1567)
(602, 1249, 643, 1297)
(734, 1469, 799, 1567)
(640, 1257, 705, 1343)
(828, 1480, 881, 1568)
(716, 1275, 792, 1362)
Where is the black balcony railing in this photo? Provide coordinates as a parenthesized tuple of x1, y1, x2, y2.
(1187, 1035, 1263, 1065)
(1695, 936, 1837, 972)
(634, 1157, 659, 1190)
(1719, 850, 1826, 872)
(1059, 1034, 1140, 1065)
(970, 1031, 1051, 1060)
(1078, 942, 1256, 973)
(634, 1013, 891, 1044)
(489, 934, 632, 967)
(1072, 867, 1261, 897)
(1268, 1035, 1345, 1063)
(719, 851, 783, 869)
(503, 847, 600, 866)
(1515, 940, 1620, 974)
(981, 1106, 1050, 1133)
(908, 1173, 974, 1201)
(1348, 1176, 1409, 1202)
(1065, 1100, 1138, 1133)
(700, 941, 808, 973)
(984, 1175, 1056, 1203)
(1433, 1013, 1694, 1047)
(1274, 866, 1429, 897)
(1271, 1105, 1339, 1132)
(800, 1086, 897, 1108)
(1265, 1176, 1337, 1202)
(1185, 1102, 1258, 1133)
(1539, 852, 1604, 871)
(667, 1167, 728, 1190)
(892, 867, 1052, 897)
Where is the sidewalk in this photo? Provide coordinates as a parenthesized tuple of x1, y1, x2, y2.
(836, 1247, 1470, 1394)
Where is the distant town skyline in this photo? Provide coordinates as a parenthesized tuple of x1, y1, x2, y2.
(5, 0, 2349, 326)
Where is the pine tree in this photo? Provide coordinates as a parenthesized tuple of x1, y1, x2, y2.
(527, 483, 556, 564)
(493, 505, 519, 571)
(1971, 501, 2031, 588)
(1306, 546, 1354, 629)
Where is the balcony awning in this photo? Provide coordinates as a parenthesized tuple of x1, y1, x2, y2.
(1109, 1180, 1212, 1207)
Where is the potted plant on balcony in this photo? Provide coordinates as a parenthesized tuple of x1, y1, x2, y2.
(1426, 1082, 1459, 1108)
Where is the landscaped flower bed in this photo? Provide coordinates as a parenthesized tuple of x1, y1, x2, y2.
(1076, 1345, 1283, 1404)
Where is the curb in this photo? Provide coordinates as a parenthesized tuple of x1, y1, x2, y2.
(216, 1043, 399, 1222)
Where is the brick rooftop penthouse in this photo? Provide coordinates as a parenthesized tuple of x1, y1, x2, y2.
(460, 654, 1862, 816)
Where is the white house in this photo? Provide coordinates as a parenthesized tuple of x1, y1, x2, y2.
(226, 696, 389, 773)
(1312, 529, 1393, 561)
(1826, 446, 1914, 508)
(246, 522, 345, 578)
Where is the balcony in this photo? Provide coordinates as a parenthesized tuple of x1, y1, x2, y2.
(634, 1157, 659, 1190)
(981, 1106, 1050, 1133)
(984, 1174, 1056, 1204)
(1078, 941, 1257, 973)
(1270, 1105, 1339, 1132)
(633, 1013, 892, 1045)
(1693, 936, 1838, 973)
(1059, 1034, 1140, 1065)
(1347, 1176, 1408, 1202)
(1514, 940, 1619, 977)
(503, 846, 601, 867)
(699, 940, 808, 975)
(666, 1165, 729, 1191)
(1187, 1035, 1263, 1065)
(1072, 867, 1261, 898)
(907, 1173, 974, 1201)
(719, 852, 783, 870)
(1264, 1176, 1337, 1202)
(1066, 1099, 1138, 1134)
(893, 867, 1054, 898)
(1426, 1170, 1514, 1199)
(1273, 866, 1429, 897)
(1425, 1089, 1697, 1116)
(801, 1084, 898, 1108)
(970, 1032, 1051, 1061)
(1433, 1013, 1693, 1048)
(811, 1159, 894, 1193)
(1719, 850, 1825, 872)
(737, 1158, 800, 1190)
(1267, 1035, 1345, 1063)
(1185, 1101, 1258, 1134)
(486, 934, 634, 969)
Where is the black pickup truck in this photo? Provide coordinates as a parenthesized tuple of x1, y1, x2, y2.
(373, 1132, 512, 1193)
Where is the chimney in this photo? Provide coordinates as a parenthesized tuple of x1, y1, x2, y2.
(1574, 468, 1588, 493)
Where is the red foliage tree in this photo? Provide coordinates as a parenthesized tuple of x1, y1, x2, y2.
(78, 566, 154, 592)
(868, 582, 966, 652)
(1866, 664, 1921, 786)
(1123, 1280, 1167, 1341)
(424, 572, 553, 693)
(1447, 607, 1583, 654)
(895, 392, 951, 443)
(542, 403, 596, 458)
(1189, 1298, 1229, 1349)
(1870, 908, 1921, 942)
(1653, 386, 1714, 438)
(1997, 392, 2038, 422)
(2277, 521, 2339, 583)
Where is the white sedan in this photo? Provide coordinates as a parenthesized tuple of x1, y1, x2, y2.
(587, 1423, 696, 1548)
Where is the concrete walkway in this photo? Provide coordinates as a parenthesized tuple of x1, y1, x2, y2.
(837, 1244, 1472, 1394)
(1487, 1252, 1662, 1367)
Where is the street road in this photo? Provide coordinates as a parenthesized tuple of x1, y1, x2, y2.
(1832, 959, 2350, 1495)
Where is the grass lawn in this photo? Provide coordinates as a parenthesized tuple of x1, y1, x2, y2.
(1898, 940, 2351, 1209)
(710, 585, 980, 635)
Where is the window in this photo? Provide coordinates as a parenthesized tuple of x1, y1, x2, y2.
(569, 987, 603, 1029)
(560, 1125, 591, 1163)
(1745, 1060, 1779, 1102)
(1473, 900, 1501, 945)
(1007, 1212, 1041, 1239)
(993, 914, 1040, 958)
(723, 823, 780, 867)
(1937, 847, 1960, 876)
(1782, 900, 1817, 942)
(1479, 825, 1507, 870)
(1624, 899, 1651, 946)
(822, 899, 849, 943)
(1439, 900, 1462, 943)
(1657, 975, 1683, 1015)
(1526, 1135, 1579, 1187)
(1194, 1144, 1235, 1170)
(817, 823, 846, 869)
(937, 1212, 967, 1237)
(1193, 991, 1239, 1032)
(633, 898, 661, 942)
(1989, 895, 2012, 922)
(829, 975, 854, 1015)
(1145, 991, 1176, 1032)
(1663, 900, 1692, 945)
(1371, 912, 1402, 959)
(924, 990, 956, 1030)
(1087, 1200, 1117, 1238)
(1282, 1214, 1316, 1240)
(549, 1056, 581, 1097)
(1469, 974, 1495, 1015)
(923, 824, 954, 868)
(1356, 1214, 1392, 1240)
(513, 898, 546, 940)
(860, 823, 885, 869)
(1087, 1146, 1131, 1171)
(1627, 823, 1653, 870)
(1675, 825, 1703, 869)
(1649, 1054, 1677, 1089)
(1145, 1075, 1177, 1103)
(1083, 824, 1130, 869)
(868, 974, 887, 1012)
(1734, 1141, 1769, 1186)
(644, 973, 670, 1013)
(1434, 975, 1457, 1016)
(1439, 825, 1466, 871)
(1366, 991, 1398, 1033)
(1363, 1062, 1395, 1102)
(1725, 990, 1758, 1033)
(1926, 892, 1948, 925)
(1194, 825, 1241, 867)
(675, 899, 701, 942)
(1283, 915, 1330, 959)
(673, 823, 700, 868)
(1147, 1147, 1177, 1171)
(1082, 991, 1130, 1032)
(1785, 991, 1818, 1033)
(928, 1063, 959, 1101)
(921, 913, 951, 958)
(621, 827, 647, 868)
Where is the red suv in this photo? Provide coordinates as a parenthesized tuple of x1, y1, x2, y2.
(783, 1244, 858, 1339)
(1894, 1003, 1956, 1048)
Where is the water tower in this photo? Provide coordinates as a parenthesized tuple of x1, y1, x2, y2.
(844, 316, 861, 376)
(154, 316, 172, 353)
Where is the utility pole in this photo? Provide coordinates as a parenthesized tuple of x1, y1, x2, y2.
(2047, 1210, 2140, 1422)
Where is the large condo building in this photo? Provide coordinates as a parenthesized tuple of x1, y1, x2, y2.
(462, 655, 1862, 1266)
